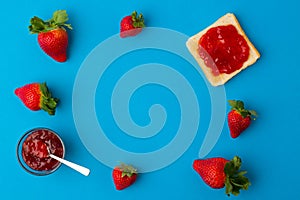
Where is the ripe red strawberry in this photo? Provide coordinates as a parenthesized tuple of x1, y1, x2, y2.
(227, 100, 257, 138)
(193, 156, 250, 196)
(112, 163, 137, 190)
(120, 11, 145, 38)
(29, 10, 72, 62)
(14, 82, 59, 115)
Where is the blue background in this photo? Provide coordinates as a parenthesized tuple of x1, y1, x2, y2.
(1, 0, 299, 199)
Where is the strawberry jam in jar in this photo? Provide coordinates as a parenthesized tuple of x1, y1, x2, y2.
(17, 128, 65, 175)
(198, 25, 250, 76)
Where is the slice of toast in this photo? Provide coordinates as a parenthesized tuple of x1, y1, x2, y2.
(186, 13, 260, 86)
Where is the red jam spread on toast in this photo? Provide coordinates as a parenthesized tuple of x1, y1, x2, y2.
(198, 25, 250, 76)
(22, 129, 64, 171)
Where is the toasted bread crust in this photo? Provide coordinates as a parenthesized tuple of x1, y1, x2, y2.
(186, 13, 260, 86)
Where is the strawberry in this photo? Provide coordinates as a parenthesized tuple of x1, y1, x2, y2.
(120, 11, 145, 38)
(14, 82, 59, 115)
(227, 100, 257, 138)
(29, 10, 72, 62)
(193, 156, 250, 196)
(112, 163, 137, 190)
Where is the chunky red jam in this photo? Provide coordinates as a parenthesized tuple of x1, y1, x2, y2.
(22, 129, 64, 171)
(198, 25, 250, 76)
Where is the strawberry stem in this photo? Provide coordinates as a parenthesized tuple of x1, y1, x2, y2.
(228, 100, 257, 119)
(224, 156, 250, 196)
(39, 82, 59, 115)
(29, 10, 72, 34)
(131, 11, 145, 28)
(118, 163, 137, 177)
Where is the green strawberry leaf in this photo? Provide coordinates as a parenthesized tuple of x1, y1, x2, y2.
(228, 100, 238, 109)
(29, 17, 47, 33)
(225, 178, 233, 196)
(228, 100, 244, 110)
(240, 110, 250, 118)
(237, 171, 248, 176)
(51, 10, 73, 30)
(236, 100, 245, 110)
(249, 110, 258, 118)
(52, 10, 68, 24)
(231, 187, 241, 196)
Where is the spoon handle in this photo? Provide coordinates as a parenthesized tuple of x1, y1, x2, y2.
(50, 154, 90, 176)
